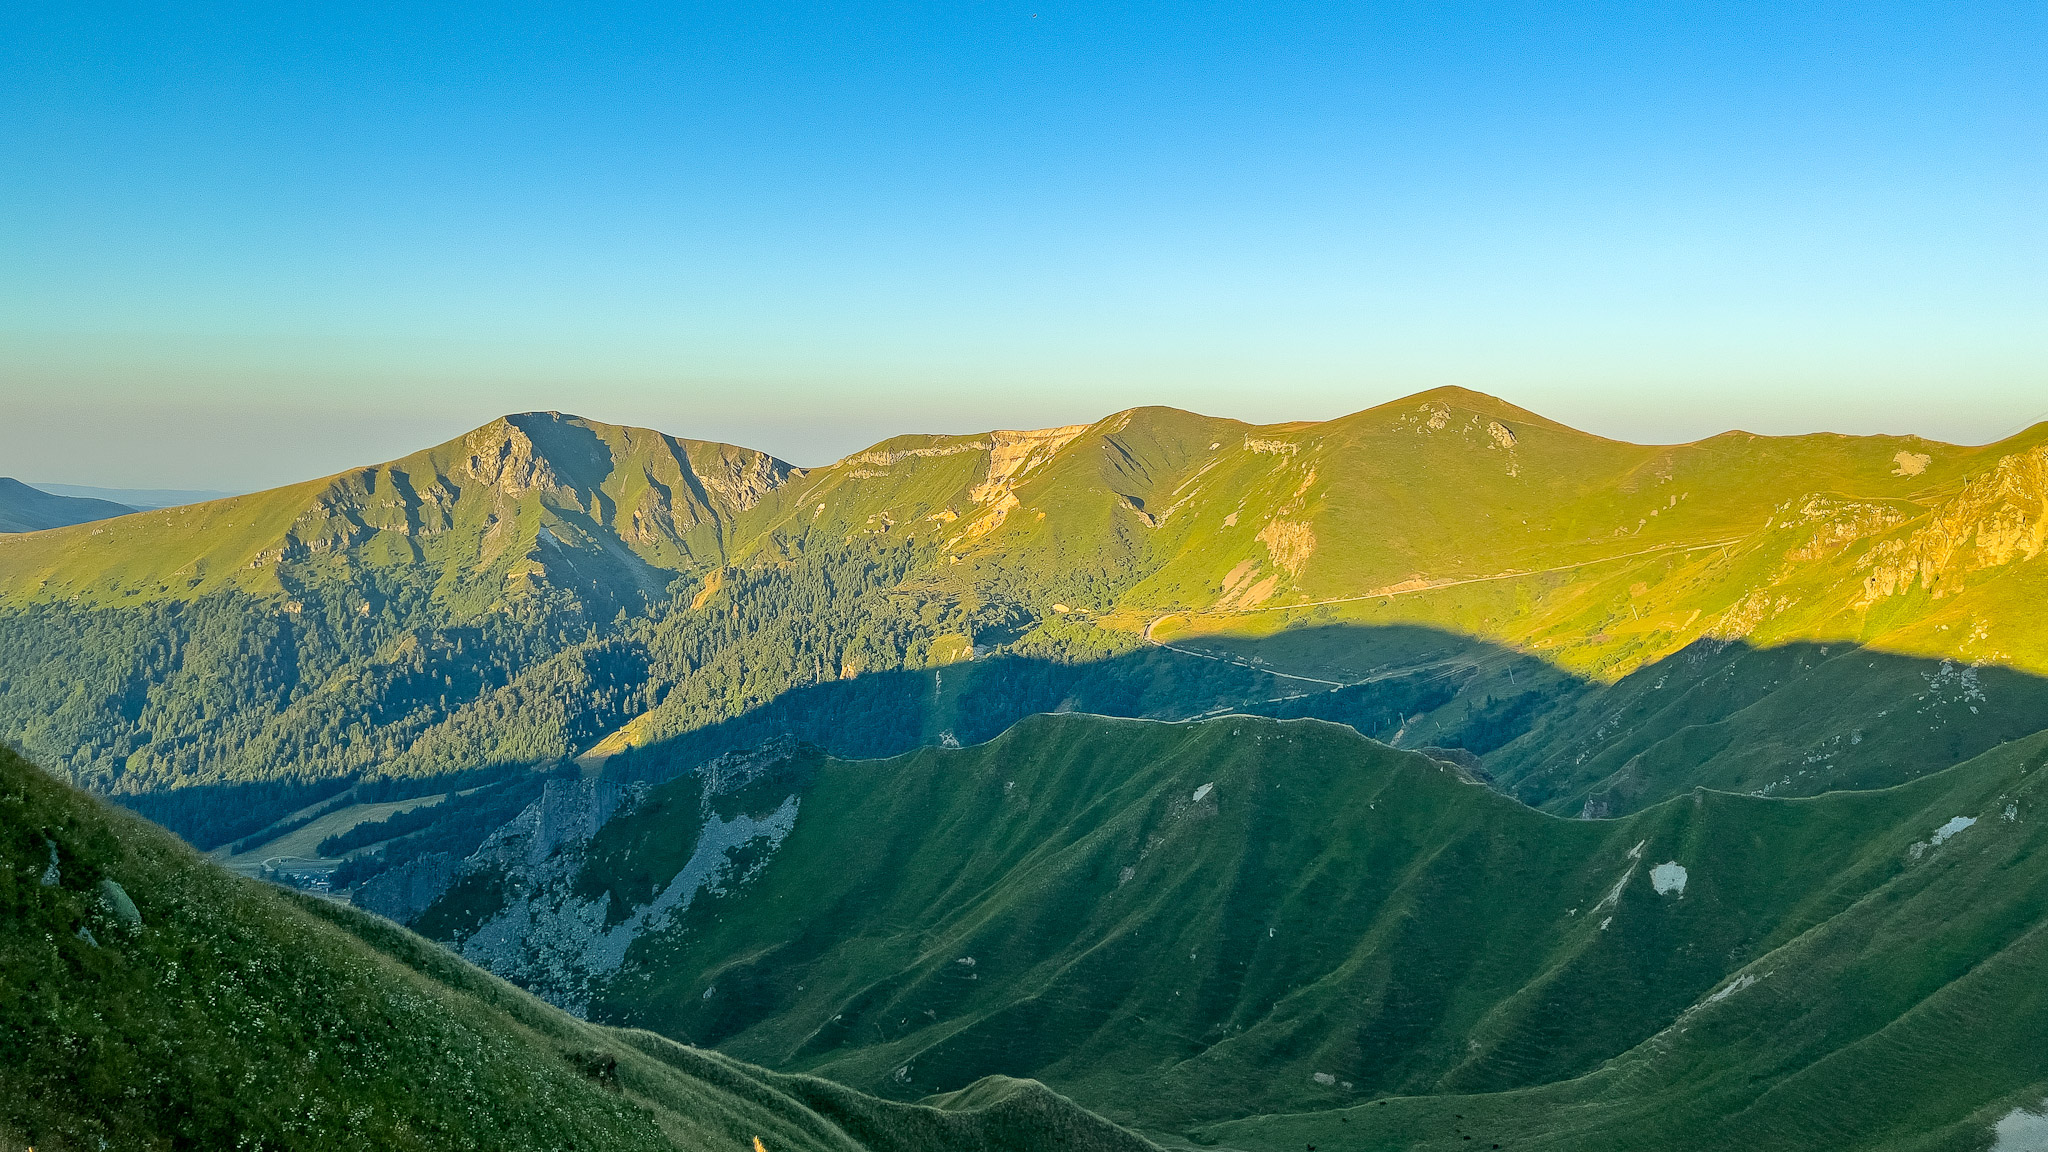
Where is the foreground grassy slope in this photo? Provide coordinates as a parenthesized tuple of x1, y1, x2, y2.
(525, 713, 2048, 1147)
(0, 743, 1154, 1152)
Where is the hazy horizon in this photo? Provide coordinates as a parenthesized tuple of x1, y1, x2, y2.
(12, 384, 2048, 497)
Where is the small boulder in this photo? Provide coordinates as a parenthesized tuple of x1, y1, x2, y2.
(98, 878, 142, 927)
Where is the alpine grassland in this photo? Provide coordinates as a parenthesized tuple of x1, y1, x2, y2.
(0, 743, 1156, 1151)
(413, 711, 2048, 1148)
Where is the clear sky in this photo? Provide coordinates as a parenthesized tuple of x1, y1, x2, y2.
(3, 2, 2043, 489)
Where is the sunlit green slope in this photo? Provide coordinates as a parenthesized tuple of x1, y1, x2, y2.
(1104, 389, 2048, 681)
(0, 743, 1154, 1152)
(0, 411, 793, 613)
(472, 712, 2048, 1148)
(580, 387, 2048, 781)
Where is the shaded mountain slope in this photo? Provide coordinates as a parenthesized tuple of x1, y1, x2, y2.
(0, 742, 1153, 1152)
(0, 477, 133, 533)
(405, 711, 2048, 1149)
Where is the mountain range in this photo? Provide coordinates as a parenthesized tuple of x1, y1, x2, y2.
(4, 387, 2048, 1150)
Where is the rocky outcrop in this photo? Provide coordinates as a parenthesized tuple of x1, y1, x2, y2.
(399, 742, 808, 1015)
(968, 426, 1090, 505)
(464, 419, 561, 498)
(690, 444, 795, 512)
(1771, 496, 1909, 564)
(355, 852, 459, 922)
(1858, 444, 2048, 604)
(1257, 519, 1316, 578)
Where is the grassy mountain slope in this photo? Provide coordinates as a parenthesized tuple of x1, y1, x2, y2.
(0, 478, 133, 533)
(0, 412, 792, 612)
(0, 742, 1154, 1152)
(424, 711, 2048, 1149)
(1201, 742, 2048, 1151)
(511, 388, 2048, 806)
(0, 413, 800, 843)
(1126, 389, 2048, 680)
(4, 390, 2046, 856)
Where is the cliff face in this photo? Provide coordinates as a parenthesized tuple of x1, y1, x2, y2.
(1860, 443, 2048, 604)
(410, 742, 810, 1015)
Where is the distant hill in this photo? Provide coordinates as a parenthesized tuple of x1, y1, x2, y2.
(28, 481, 238, 510)
(0, 742, 1154, 1151)
(0, 476, 134, 533)
(412, 710, 2048, 1150)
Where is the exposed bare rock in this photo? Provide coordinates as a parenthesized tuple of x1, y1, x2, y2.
(692, 445, 795, 512)
(424, 740, 807, 1014)
(969, 491, 1024, 537)
(356, 852, 459, 923)
(1773, 496, 1909, 564)
(464, 419, 560, 497)
(969, 426, 1089, 505)
(1215, 557, 1280, 609)
(1258, 519, 1316, 577)
(1710, 588, 1797, 639)
(1117, 495, 1161, 529)
(1858, 443, 2048, 604)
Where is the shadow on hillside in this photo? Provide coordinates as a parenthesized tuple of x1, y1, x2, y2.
(601, 623, 2048, 819)
(105, 621, 2048, 888)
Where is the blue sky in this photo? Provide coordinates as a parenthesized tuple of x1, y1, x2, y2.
(3, 2, 2043, 488)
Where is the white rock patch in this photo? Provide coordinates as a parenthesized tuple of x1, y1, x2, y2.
(1650, 861, 1689, 896)
(1932, 815, 1977, 845)
(1909, 815, 1979, 861)
(458, 795, 800, 1013)
(1891, 450, 1932, 477)
(1592, 864, 1636, 915)
(1704, 974, 1755, 1005)
(1312, 1072, 1336, 1086)
(1192, 782, 1214, 803)
(1993, 1098, 2048, 1152)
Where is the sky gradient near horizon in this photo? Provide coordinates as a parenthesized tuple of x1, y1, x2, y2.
(3, 2, 2044, 490)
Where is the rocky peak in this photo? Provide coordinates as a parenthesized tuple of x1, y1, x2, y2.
(463, 418, 562, 498)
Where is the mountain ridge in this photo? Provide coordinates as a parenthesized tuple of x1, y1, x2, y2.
(0, 476, 136, 534)
(4, 387, 2046, 847)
